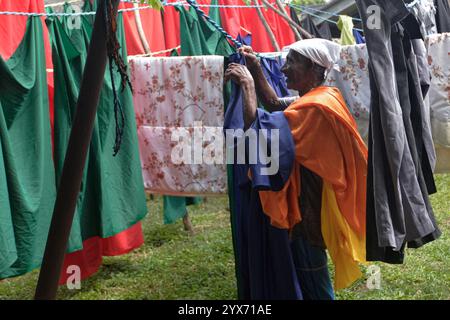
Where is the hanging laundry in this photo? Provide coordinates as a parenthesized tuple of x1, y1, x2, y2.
(162, 0, 213, 51)
(0, 17, 56, 279)
(408, 0, 438, 37)
(159, 1, 234, 225)
(337, 15, 356, 45)
(224, 53, 302, 300)
(119, 0, 166, 55)
(219, 0, 296, 52)
(298, 13, 332, 41)
(426, 32, 450, 173)
(47, 5, 148, 284)
(325, 44, 371, 142)
(0, 0, 54, 146)
(356, 0, 441, 264)
(130, 55, 228, 196)
(178, 1, 234, 57)
(434, 0, 450, 33)
(353, 30, 365, 44)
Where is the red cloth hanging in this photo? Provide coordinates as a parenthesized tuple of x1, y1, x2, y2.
(119, 1, 166, 55)
(59, 222, 144, 285)
(218, 0, 295, 52)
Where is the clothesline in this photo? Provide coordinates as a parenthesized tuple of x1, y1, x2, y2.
(294, 4, 362, 22)
(130, 45, 181, 56)
(291, 4, 364, 33)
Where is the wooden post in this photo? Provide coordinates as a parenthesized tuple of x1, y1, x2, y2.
(34, 0, 121, 300)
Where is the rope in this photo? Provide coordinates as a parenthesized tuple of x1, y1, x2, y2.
(293, 4, 362, 22)
(290, 4, 364, 33)
(3, 0, 270, 17)
(130, 46, 181, 57)
(184, 0, 243, 49)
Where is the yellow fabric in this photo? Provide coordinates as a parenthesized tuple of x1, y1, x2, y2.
(321, 181, 366, 290)
(259, 86, 368, 290)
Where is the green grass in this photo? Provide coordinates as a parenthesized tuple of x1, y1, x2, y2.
(0, 175, 449, 300)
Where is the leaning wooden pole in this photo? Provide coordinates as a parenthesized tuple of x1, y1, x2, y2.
(34, 0, 120, 300)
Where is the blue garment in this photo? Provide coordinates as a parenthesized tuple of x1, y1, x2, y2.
(224, 53, 302, 300)
(290, 235, 335, 300)
(353, 29, 366, 44)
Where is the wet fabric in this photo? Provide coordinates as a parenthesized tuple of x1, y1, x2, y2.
(0, 18, 56, 279)
(47, 7, 147, 258)
(434, 0, 450, 33)
(259, 86, 368, 290)
(356, 0, 441, 264)
(337, 15, 356, 45)
(224, 53, 302, 300)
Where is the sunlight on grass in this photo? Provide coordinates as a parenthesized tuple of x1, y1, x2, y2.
(0, 175, 448, 300)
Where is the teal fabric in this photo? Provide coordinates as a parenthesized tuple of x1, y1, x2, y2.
(0, 18, 56, 278)
(46, 5, 147, 253)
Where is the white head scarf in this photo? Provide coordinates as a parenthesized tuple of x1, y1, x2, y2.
(282, 38, 341, 73)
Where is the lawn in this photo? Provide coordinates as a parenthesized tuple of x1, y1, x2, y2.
(0, 175, 449, 300)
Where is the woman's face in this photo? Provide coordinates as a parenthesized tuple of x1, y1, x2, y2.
(281, 51, 314, 95)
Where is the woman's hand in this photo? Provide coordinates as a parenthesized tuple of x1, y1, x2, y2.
(224, 63, 255, 87)
(238, 45, 259, 71)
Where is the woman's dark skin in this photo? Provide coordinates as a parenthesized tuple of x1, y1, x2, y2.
(224, 45, 326, 129)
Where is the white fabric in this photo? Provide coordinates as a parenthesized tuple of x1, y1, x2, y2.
(129, 55, 228, 195)
(282, 38, 341, 73)
(426, 32, 450, 173)
(325, 43, 371, 143)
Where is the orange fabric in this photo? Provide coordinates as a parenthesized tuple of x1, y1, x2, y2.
(259, 86, 368, 236)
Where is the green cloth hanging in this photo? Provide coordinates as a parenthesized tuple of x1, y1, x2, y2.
(161, 1, 235, 225)
(177, 1, 235, 57)
(337, 15, 356, 45)
(46, 5, 147, 253)
(0, 18, 56, 279)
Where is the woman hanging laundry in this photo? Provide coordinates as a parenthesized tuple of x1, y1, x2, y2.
(225, 39, 368, 299)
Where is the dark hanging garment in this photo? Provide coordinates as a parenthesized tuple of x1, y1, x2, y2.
(303, 14, 333, 40)
(434, 0, 450, 33)
(224, 53, 302, 300)
(356, 0, 441, 264)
